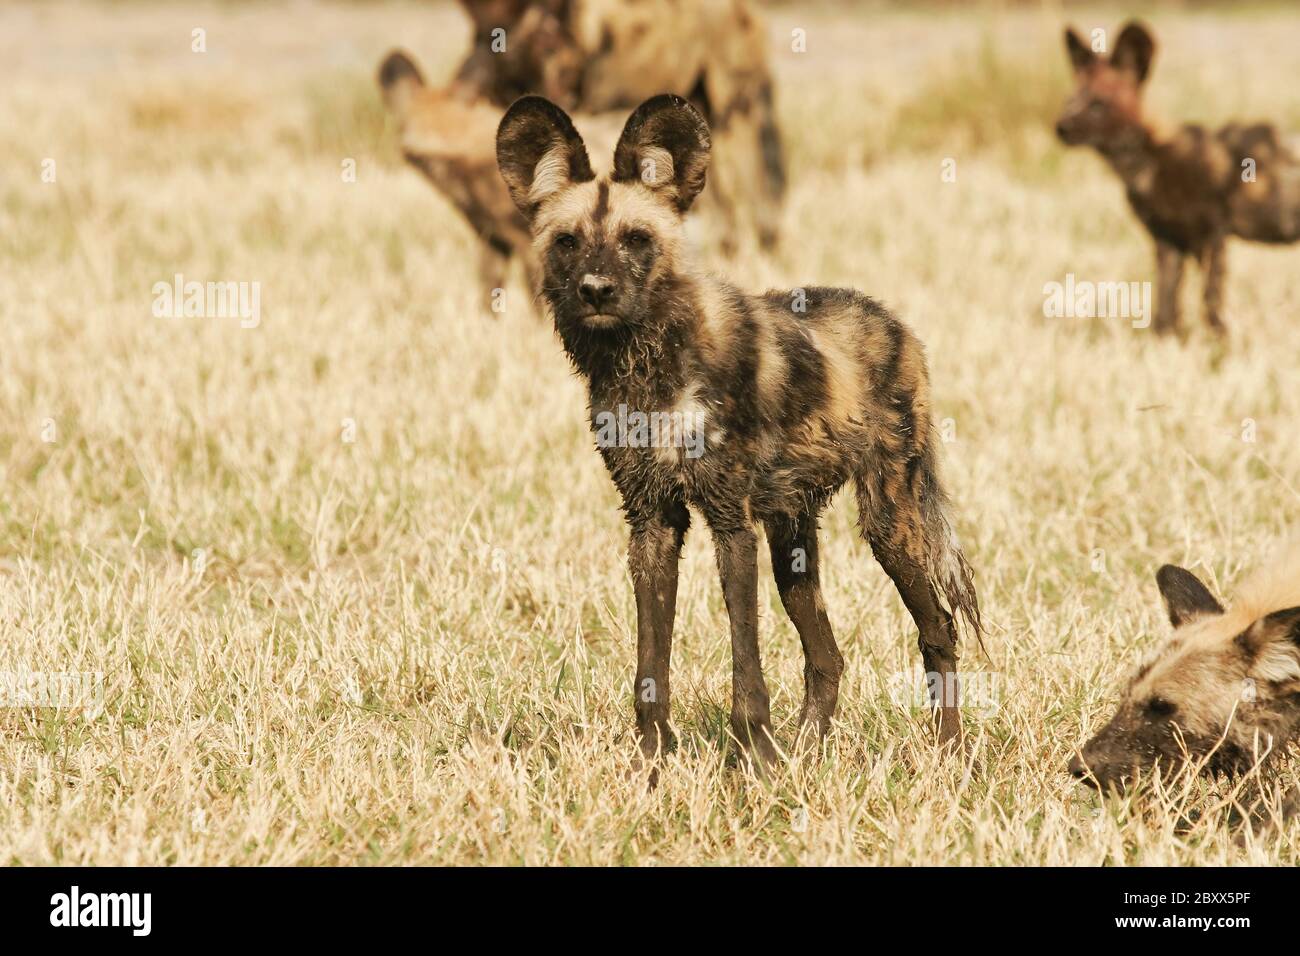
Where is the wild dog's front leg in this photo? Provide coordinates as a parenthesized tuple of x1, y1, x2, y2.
(628, 502, 688, 760)
(765, 514, 843, 743)
(1153, 240, 1185, 335)
(1199, 236, 1227, 335)
(712, 523, 778, 770)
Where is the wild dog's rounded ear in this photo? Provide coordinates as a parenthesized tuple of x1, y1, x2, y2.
(496, 95, 595, 219)
(1156, 564, 1224, 628)
(1260, 607, 1300, 646)
(1235, 608, 1300, 685)
(612, 94, 711, 213)
(378, 50, 425, 119)
(1112, 21, 1155, 84)
(1064, 28, 1096, 74)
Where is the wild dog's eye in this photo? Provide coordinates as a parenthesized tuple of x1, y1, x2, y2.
(1145, 696, 1176, 717)
(555, 233, 578, 250)
(623, 230, 652, 248)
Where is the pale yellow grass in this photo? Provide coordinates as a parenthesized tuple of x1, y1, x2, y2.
(1, 1, 1299, 864)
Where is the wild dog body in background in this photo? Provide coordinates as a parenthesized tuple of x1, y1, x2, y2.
(1070, 542, 1300, 792)
(496, 94, 981, 766)
(453, 0, 585, 109)
(456, 0, 786, 251)
(1057, 21, 1300, 335)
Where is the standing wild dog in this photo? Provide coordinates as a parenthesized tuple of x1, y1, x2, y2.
(1070, 542, 1300, 792)
(496, 94, 982, 766)
(1056, 21, 1300, 335)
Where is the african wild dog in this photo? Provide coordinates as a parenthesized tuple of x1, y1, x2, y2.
(496, 94, 982, 767)
(1070, 542, 1300, 792)
(1057, 21, 1300, 336)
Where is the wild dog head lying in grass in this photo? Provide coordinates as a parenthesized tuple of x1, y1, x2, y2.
(1070, 544, 1300, 791)
(496, 95, 981, 770)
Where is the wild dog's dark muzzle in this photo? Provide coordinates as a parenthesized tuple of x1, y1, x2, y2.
(1067, 752, 1088, 780)
(579, 273, 618, 310)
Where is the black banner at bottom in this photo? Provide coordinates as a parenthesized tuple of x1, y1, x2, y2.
(0, 865, 1276, 942)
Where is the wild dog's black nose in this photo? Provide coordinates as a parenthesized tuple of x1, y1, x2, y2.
(579, 274, 617, 309)
(1054, 121, 1069, 140)
(1067, 753, 1087, 778)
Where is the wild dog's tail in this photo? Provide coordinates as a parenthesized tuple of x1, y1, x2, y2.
(754, 80, 786, 251)
(854, 423, 984, 649)
(853, 317, 983, 650)
(912, 430, 984, 648)
(756, 80, 786, 203)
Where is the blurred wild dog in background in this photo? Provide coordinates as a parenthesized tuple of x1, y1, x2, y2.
(379, 50, 538, 306)
(496, 94, 981, 768)
(387, 0, 784, 281)
(1070, 542, 1300, 794)
(378, 49, 620, 314)
(1056, 21, 1300, 336)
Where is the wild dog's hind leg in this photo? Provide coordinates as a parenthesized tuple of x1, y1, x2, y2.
(765, 512, 844, 743)
(869, 536, 963, 746)
(628, 499, 689, 760)
(1154, 240, 1186, 335)
(1199, 236, 1227, 335)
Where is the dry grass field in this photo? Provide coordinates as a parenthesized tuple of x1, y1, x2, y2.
(3, 0, 1300, 865)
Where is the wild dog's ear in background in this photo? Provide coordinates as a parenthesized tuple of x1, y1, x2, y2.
(1064, 27, 1096, 74)
(612, 94, 711, 213)
(1156, 564, 1224, 628)
(496, 96, 595, 219)
(1111, 21, 1156, 84)
(378, 50, 425, 120)
(1235, 607, 1300, 687)
(1252, 607, 1300, 646)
